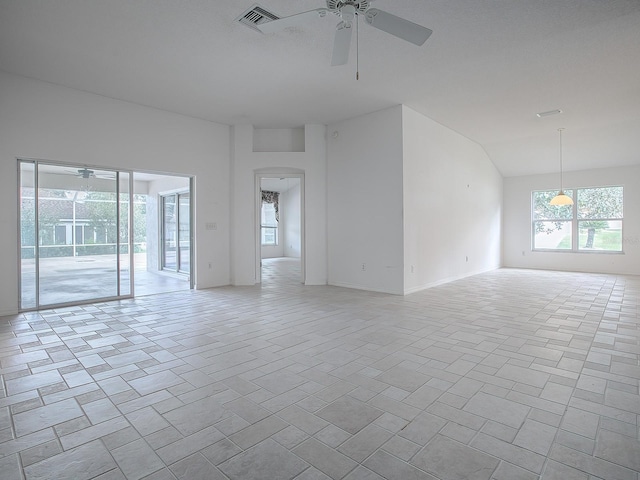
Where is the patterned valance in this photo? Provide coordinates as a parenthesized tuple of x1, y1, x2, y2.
(261, 190, 279, 222)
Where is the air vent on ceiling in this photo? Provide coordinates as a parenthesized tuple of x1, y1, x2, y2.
(536, 109, 563, 118)
(236, 4, 280, 32)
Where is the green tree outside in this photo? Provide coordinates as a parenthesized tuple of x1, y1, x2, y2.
(577, 187, 623, 249)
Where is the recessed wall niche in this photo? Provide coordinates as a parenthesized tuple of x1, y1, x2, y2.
(253, 126, 305, 152)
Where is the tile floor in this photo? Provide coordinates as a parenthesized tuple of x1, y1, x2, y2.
(0, 264, 638, 480)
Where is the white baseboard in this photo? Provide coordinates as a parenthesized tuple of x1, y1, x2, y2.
(328, 281, 404, 295)
(403, 265, 501, 295)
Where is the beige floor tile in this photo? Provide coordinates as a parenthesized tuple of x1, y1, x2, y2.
(1, 265, 638, 479)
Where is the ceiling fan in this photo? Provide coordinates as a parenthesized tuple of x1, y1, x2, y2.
(257, 1, 432, 66)
(64, 168, 115, 180)
(75, 168, 95, 179)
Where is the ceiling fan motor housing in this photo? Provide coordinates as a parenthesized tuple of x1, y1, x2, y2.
(326, 1, 370, 15)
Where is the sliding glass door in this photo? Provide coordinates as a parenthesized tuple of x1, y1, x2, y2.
(19, 161, 133, 309)
(161, 191, 190, 274)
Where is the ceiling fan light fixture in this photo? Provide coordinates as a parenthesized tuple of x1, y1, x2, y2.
(550, 127, 573, 206)
(340, 4, 356, 23)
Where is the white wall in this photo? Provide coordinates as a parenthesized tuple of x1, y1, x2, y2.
(253, 128, 305, 153)
(327, 106, 405, 294)
(503, 165, 640, 274)
(327, 105, 502, 295)
(231, 125, 327, 285)
(283, 181, 301, 258)
(261, 243, 285, 259)
(0, 72, 230, 315)
(402, 106, 503, 294)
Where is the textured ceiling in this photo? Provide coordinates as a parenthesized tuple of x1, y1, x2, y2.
(0, 0, 639, 177)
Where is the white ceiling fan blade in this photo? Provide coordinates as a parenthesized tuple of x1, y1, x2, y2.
(331, 22, 353, 66)
(364, 8, 432, 46)
(257, 8, 328, 33)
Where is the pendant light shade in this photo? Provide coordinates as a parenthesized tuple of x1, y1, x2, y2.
(549, 192, 573, 205)
(550, 128, 573, 206)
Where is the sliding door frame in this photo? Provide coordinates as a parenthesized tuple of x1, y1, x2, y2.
(159, 189, 191, 276)
(17, 158, 135, 311)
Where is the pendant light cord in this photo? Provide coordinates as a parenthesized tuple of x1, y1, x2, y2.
(558, 128, 564, 191)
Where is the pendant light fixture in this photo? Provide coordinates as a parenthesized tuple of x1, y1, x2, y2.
(550, 128, 573, 206)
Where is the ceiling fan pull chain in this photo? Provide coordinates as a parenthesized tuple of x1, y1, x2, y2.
(356, 12, 360, 80)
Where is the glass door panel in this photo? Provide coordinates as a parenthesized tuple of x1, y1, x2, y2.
(161, 192, 190, 274)
(178, 193, 190, 274)
(162, 195, 177, 270)
(37, 164, 119, 306)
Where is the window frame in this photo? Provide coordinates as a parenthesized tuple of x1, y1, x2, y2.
(260, 202, 278, 246)
(261, 226, 278, 246)
(531, 186, 624, 253)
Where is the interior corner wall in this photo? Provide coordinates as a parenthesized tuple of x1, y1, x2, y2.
(231, 125, 327, 286)
(327, 106, 405, 294)
(503, 165, 640, 275)
(402, 106, 503, 294)
(0, 72, 230, 315)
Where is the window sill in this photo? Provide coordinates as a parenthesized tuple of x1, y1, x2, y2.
(532, 249, 625, 254)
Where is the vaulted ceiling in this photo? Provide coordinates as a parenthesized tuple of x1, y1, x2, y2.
(1, 0, 639, 177)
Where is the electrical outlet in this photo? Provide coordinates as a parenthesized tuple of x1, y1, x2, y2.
(465, 256, 469, 262)
(361, 263, 366, 271)
(208, 262, 212, 269)
(411, 265, 414, 273)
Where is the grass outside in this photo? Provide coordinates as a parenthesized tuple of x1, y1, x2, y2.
(556, 229, 622, 250)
